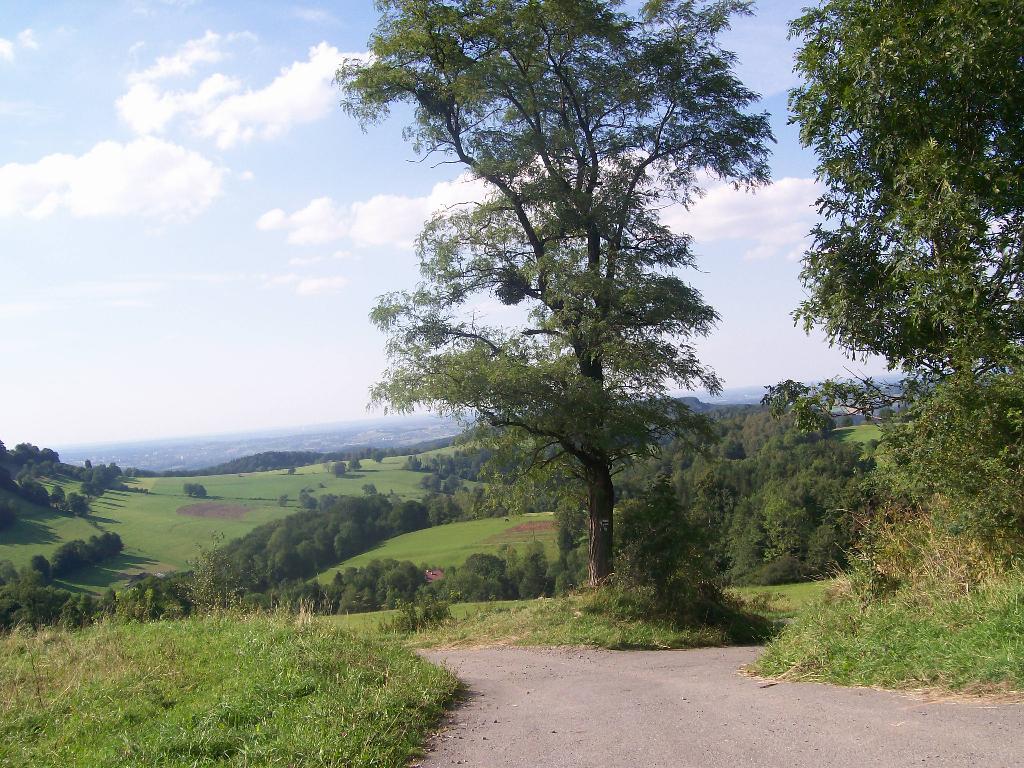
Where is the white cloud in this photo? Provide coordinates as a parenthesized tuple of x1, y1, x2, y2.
(118, 72, 241, 134)
(119, 41, 368, 148)
(257, 196, 348, 245)
(17, 29, 38, 50)
(0, 39, 13, 62)
(129, 30, 226, 83)
(295, 275, 348, 295)
(194, 43, 364, 148)
(287, 250, 351, 266)
(0, 137, 226, 220)
(262, 272, 348, 295)
(238, 169, 255, 181)
(664, 177, 820, 261)
(293, 7, 337, 23)
(258, 174, 490, 249)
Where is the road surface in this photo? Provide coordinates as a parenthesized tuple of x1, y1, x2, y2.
(417, 646, 1022, 768)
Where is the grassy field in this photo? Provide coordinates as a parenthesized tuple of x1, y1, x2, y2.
(0, 453, 453, 593)
(0, 614, 457, 767)
(316, 512, 557, 582)
(833, 423, 882, 445)
(731, 580, 833, 618)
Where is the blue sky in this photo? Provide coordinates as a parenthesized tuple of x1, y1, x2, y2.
(0, 1, 885, 447)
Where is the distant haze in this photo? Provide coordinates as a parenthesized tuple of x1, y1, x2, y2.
(57, 414, 461, 471)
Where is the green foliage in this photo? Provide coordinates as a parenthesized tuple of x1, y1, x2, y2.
(0, 615, 458, 767)
(182, 482, 208, 498)
(615, 476, 719, 621)
(620, 408, 872, 584)
(880, 373, 1024, 556)
(789, 0, 1024, 378)
(344, 0, 773, 581)
(186, 534, 245, 613)
(384, 594, 452, 633)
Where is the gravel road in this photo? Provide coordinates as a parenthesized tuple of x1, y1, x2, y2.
(417, 646, 1022, 768)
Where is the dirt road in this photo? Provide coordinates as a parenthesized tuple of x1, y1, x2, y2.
(418, 647, 1022, 768)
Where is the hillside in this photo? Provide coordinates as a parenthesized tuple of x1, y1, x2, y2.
(0, 451, 465, 593)
(316, 512, 558, 583)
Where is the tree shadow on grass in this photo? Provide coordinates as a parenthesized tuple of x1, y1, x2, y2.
(56, 552, 163, 593)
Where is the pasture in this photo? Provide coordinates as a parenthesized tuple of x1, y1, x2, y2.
(833, 423, 882, 445)
(317, 513, 558, 582)
(0, 453, 452, 593)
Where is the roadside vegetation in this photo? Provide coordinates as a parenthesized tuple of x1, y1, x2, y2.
(755, 572, 1024, 693)
(0, 614, 457, 768)
(754, 0, 1024, 695)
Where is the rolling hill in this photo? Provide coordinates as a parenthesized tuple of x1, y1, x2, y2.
(0, 450, 464, 593)
(316, 512, 558, 584)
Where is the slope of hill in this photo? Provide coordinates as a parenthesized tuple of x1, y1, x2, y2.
(316, 513, 558, 583)
(0, 453, 458, 593)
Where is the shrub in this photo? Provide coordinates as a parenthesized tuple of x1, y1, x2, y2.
(614, 476, 723, 625)
(385, 595, 452, 633)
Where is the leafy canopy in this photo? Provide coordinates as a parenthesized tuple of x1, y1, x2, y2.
(789, 0, 1024, 380)
(342, 0, 772, 492)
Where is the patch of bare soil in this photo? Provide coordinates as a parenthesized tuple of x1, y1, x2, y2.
(176, 502, 249, 520)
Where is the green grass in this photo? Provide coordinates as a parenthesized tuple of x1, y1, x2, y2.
(0, 455, 450, 593)
(833, 424, 882, 445)
(754, 575, 1024, 694)
(404, 590, 770, 649)
(331, 600, 525, 632)
(730, 580, 833, 619)
(317, 513, 557, 582)
(0, 613, 458, 767)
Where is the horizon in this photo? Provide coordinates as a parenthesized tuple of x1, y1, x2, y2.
(1, 0, 888, 447)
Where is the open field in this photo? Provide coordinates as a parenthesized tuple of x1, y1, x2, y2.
(731, 579, 833, 616)
(0, 453, 456, 593)
(0, 614, 457, 767)
(833, 423, 882, 445)
(316, 513, 557, 582)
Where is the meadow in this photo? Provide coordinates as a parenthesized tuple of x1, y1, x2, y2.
(317, 512, 558, 582)
(833, 423, 882, 445)
(0, 453, 453, 593)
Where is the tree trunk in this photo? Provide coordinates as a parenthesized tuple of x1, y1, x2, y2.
(585, 461, 615, 586)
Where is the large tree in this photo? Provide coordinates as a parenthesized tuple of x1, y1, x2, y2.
(342, 0, 771, 583)
(787, 0, 1023, 383)
(770, 0, 1024, 555)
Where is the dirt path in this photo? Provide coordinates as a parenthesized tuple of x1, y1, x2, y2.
(418, 647, 1022, 768)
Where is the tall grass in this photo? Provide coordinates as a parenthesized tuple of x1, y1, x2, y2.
(0, 613, 458, 767)
(754, 573, 1024, 694)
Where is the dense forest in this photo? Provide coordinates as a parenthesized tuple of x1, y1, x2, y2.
(622, 410, 875, 584)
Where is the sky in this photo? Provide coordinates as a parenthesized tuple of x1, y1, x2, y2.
(0, 0, 887, 447)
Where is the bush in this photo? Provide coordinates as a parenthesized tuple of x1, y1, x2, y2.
(182, 482, 207, 498)
(187, 534, 245, 612)
(614, 476, 722, 624)
(881, 372, 1024, 562)
(384, 595, 452, 633)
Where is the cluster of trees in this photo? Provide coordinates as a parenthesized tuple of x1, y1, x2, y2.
(0, 567, 190, 631)
(222, 494, 433, 591)
(617, 410, 874, 585)
(1, 439, 126, 518)
(30, 532, 124, 582)
(256, 542, 555, 616)
(182, 483, 208, 498)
